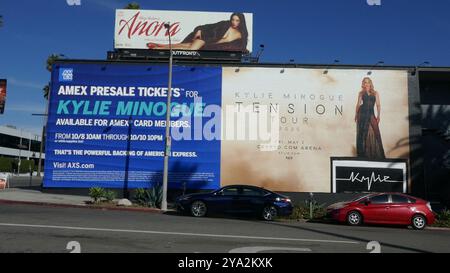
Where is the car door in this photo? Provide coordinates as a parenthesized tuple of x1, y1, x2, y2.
(362, 194, 390, 223)
(388, 194, 413, 224)
(213, 186, 240, 214)
(236, 187, 266, 214)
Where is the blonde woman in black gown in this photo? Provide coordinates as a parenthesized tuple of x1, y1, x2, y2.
(354, 77, 385, 159)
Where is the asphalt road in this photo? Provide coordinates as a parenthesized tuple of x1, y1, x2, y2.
(0, 203, 449, 253)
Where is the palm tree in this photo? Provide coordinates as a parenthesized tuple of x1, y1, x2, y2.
(43, 54, 64, 99)
(124, 2, 140, 9)
(43, 85, 50, 100)
(46, 54, 63, 72)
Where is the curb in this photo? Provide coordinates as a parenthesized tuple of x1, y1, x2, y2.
(277, 218, 450, 231)
(426, 226, 450, 231)
(0, 199, 168, 214)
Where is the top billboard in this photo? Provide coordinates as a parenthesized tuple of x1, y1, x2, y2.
(114, 9, 253, 53)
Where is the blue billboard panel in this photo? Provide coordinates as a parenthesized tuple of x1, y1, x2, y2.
(44, 63, 222, 189)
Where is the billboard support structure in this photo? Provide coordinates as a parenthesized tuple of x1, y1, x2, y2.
(107, 49, 243, 62)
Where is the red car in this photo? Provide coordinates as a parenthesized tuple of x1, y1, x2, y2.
(326, 193, 435, 230)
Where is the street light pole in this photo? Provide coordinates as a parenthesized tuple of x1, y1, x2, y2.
(18, 130, 22, 175)
(37, 54, 65, 177)
(161, 22, 173, 211)
(37, 124, 45, 176)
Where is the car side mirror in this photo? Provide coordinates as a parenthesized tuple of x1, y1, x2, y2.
(215, 191, 223, 196)
(364, 200, 371, 206)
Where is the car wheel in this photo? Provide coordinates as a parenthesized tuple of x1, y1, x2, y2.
(262, 206, 278, 221)
(347, 211, 362, 226)
(412, 214, 426, 230)
(190, 200, 207, 217)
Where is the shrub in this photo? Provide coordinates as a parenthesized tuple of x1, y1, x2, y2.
(148, 183, 163, 208)
(104, 190, 116, 203)
(133, 184, 163, 208)
(134, 188, 148, 206)
(432, 209, 450, 228)
(0, 157, 13, 172)
(19, 159, 35, 174)
(280, 200, 327, 221)
(285, 205, 310, 221)
(89, 187, 105, 204)
(436, 209, 450, 221)
(303, 199, 327, 219)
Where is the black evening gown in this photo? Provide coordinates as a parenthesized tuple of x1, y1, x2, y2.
(356, 92, 385, 159)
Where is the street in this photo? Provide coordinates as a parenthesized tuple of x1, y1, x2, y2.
(0, 203, 449, 253)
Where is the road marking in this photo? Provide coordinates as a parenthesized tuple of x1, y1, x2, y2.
(229, 246, 312, 253)
(0, 222, 359, 245)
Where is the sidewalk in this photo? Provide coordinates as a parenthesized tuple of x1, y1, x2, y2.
(0, 188, 164, 213)
(0, 188, 87, 205)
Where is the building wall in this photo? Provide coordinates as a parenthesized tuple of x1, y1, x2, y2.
(0, 125, 45, 160)
(419, 71, 450, 206)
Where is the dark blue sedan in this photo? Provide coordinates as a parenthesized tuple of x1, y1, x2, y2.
(175, 185, 293, 221)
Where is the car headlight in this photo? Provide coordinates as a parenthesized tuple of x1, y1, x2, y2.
(276, 197, 291, 203)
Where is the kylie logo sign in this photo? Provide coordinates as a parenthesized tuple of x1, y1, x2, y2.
(331, 158, 408, 193)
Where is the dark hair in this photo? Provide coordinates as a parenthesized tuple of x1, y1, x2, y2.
(230, 13, 248, 51)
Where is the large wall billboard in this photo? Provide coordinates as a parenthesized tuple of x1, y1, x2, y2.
(114, 9, 253, 53)
(220, 67, 410, 192)
(44, 64, 221, 189)
(45, 63, 411, 193)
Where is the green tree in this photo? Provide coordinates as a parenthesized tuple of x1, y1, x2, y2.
(124, 2, 140, 9)
(0, 157, 13, 172)
(43, 54, 64, 99)
(46, 54, 63, 72)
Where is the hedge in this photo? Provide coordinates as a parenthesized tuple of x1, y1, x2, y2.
(0, 157, 36, 173)
(0, 157, 13, 172)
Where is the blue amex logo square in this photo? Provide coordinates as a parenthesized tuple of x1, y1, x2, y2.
(59, 68, 73, 82)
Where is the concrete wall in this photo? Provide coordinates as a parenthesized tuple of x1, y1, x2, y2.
(419, 71, 450, 207)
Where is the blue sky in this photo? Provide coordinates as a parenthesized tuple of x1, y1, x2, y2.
(1, 0, 450, 135)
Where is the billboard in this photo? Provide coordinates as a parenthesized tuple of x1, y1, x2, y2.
(221, 67, 410, 192)
(0, 79, 6, 114)
(331, 158, 408, 193)
(45, 63, 411, 193)
(44, 64, 221, 189)
(114, 9, 253, 53)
